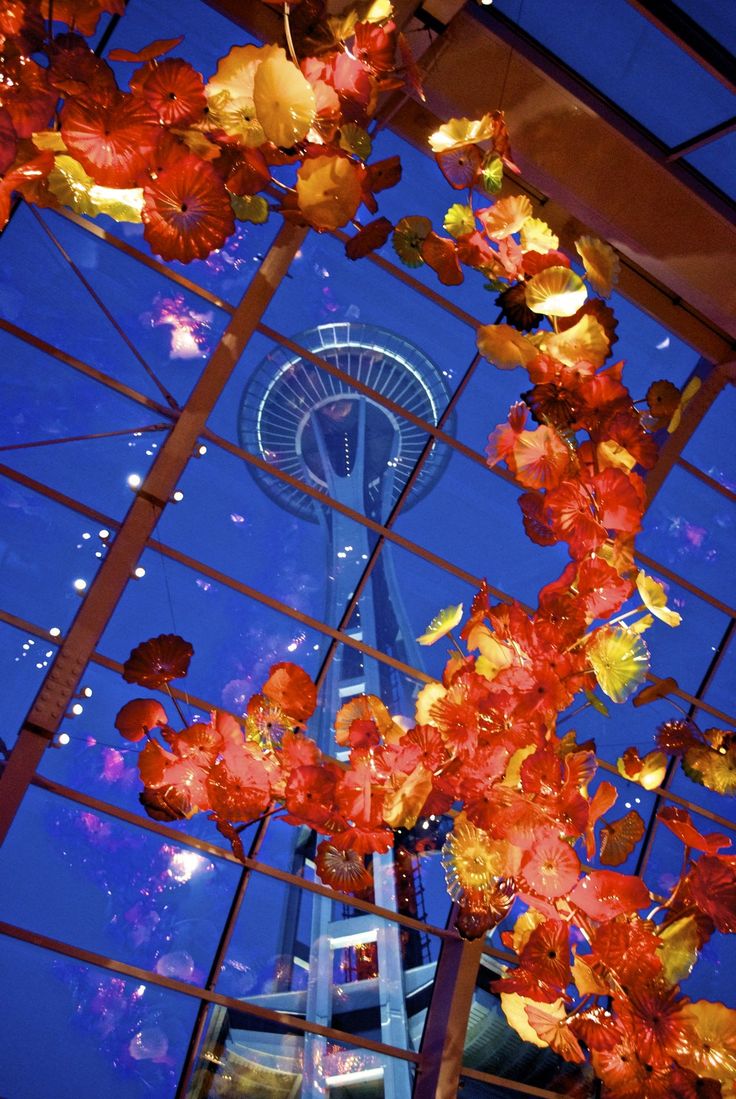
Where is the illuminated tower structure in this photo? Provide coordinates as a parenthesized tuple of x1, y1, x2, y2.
(239, 322, 453, 1096)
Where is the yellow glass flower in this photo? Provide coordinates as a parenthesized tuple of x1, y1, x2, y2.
(429, 114, 497, 153)
(658, 915, 699, 985)
(520, 217, 559, 253)
(442, 816, 502, 901)
(575, 234, 620, 298)
(383, 764, 433, 829)
(480, 194, 532, 240)
(501, 993, 565, 1049)
(525, 266, 587, 318)
(253, 54, 316, 148)
(414, 681, 446, 725)
(684, 742, 736, 796)
(205, 44, 282, 147)
(533, 313, 609, 368)
(416, 602, 464, 646)
(49, 155, 143, 222)
(477, 324, 538, 370)
(617, 747, 668, 790)
(587, 625, 649, 703)
(676, 1000, 736, 1081)
(636, 570, 682, 627)
(207, 43, 280, 106)
(296, 155, 362, 230)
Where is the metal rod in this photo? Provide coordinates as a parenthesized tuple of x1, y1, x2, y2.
(0, 424, 170, 453)
(174, 814, 272, 1099)
(0, 920, 421, 1064)
(666, 116, 736, 161)
(0, 317, 173, 418)
(677, 456, 736, 504)
(29, 208, 180, 411)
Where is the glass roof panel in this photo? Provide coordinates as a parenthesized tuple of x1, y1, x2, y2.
(0, 475, 105, 632)
(674, 0, 736, 54)
(394, 444, 571, 606)
(565, 693, 675, 764)
(637, 465, 736, 607)
(0, 785, 239, 980)
(189, 1001, 416, 1096)
(0, 933, 198, 1099)
(489, 0, 736, 146)
(260, 231, 477, 401)
(1, 430, 168, 521)
(682, 383, 736, 490)
(96, 548, 373, 711)
(158, 441, 384, 629)
(0, 620, 57, 753)
(0, 328, 169, 451)
(686, 130, 736, 202)
(703, 627, 736, 718)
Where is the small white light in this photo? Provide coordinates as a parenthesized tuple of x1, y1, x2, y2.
(49, 627, 61, 637)
(172, 490, 184, 503)
(82, 687, 93, 698)
(58, 732, 71, 746)
(82, 532, 91, 541)
(197, 444, 207, 456)
(133, 566, 146, 579)
(98, 529, 110, 540)
(127, 473, 142, 489)
(71, 703, 84, 716)
(73, 578, 87, 592)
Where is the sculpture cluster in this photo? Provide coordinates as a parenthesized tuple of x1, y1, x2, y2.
(0, 0, 421, 259)
(5, 1, 735, 1095)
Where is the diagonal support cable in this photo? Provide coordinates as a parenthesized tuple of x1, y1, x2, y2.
(0, 423, 170, 452)
(28, 206, 181, 411)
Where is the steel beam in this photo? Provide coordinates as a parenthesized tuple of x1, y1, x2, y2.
(0, 221, 306, 846)
(472, 4, 736, 226)
(645, 359, 736, 506)
(412, 923, 485, 1098)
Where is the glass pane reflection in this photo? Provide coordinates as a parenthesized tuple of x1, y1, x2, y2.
(0, 932, 198, 1099)
(189, 1002, 416, 1098)
(0, 785, 239, 980)
(219, 862, 442, 1053)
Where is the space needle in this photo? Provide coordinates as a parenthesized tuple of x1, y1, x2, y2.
(238, 322, 453, 1097)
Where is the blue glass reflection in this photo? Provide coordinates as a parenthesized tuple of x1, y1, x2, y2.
(0, 934, 198, 1099)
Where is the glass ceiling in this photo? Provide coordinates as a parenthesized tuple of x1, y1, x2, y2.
(0, 1, 734, 1097)
(480, 0, 736, 202)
